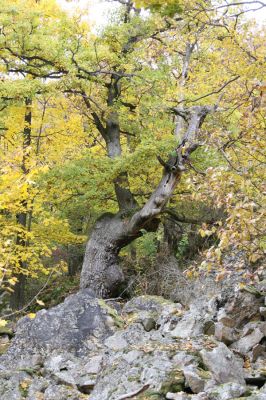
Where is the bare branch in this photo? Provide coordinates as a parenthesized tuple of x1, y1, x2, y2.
(186, 76, 240, 104)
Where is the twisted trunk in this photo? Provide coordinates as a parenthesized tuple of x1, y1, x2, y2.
(80, 103, 216, 297)
(80, 147, 190, 297)
(80, 18, 216, 297)
(80, 214, 138, 297)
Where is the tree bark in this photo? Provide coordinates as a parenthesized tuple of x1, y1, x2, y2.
(10, 98, 32, 309)
(80, 140, 198, 297)
(174, 41, 196, 141)
(80, 16, 216, 298)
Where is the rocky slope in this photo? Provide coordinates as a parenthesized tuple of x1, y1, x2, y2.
(0, 272, 265, 400)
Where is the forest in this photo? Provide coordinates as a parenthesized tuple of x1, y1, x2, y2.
(0, 1, 265, 398)
(0, 0, 265, 310)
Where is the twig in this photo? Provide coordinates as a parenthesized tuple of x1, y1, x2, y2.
(186, 76, 240, 104)
(116, 383, 150, 400)
(2, 269, 55, 319)
(187, 160, 206, 176)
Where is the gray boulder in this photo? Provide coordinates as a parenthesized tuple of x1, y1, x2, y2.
(230, 322, 265, 355)
(206, 382, 246, 400)
(43, 384, 85, 399)
(183, 366, 212, 393)
(214, 322, 237, 345)
(0, 370, 32, 400)
(200, 343, 246, 385)
(0, 289, 121, 370)
(217, 291, 262, 329)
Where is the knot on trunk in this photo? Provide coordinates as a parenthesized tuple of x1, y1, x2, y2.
(157, 142, 199, 174)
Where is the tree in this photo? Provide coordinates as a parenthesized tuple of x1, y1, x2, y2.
(80, 1, 265, 295)
(0, 81, 85, 308)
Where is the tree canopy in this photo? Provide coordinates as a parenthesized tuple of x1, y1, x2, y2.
(0, 0, 265, 308)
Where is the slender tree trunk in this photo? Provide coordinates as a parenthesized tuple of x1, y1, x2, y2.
(174, 42, 195, 141)
(10, 98, 32, 309)
(105, 78, 138, 211)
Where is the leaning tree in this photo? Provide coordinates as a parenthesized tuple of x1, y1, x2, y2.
(78, 1, 265, 296)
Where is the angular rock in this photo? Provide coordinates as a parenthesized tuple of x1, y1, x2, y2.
(214, 322, 237, 345)
(27, 377, 50, 400)
(104, 331, 128, 350)
(231, 323, 265, 355)
(217, 311, 235, 328)
(84, 355, 103, 374)
(0, 289, 117, 370)
(203, 320, 215, 336)
(191, 393, 209, 400)
(200, 343, 246, 385)
(207, 382, 246, 400)
(259, 322, 266, 336)
(251, 344, 265, 362)
(169, 309, 205, 338)
(123, 295, 175, 315)
(77, 378, 95, 395)
(260, 307, 266, 319)
(172, 352, 199, 368)
(141, 317, 156, 332)
(44, 384, 85, 399)
(122, 350, 142, 364)
(166, 392, 189, 400)
(220, 291, 263, 328)
(183, 366, 211, 393)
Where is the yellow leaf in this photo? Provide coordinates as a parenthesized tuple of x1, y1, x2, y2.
(185, 270, 194, 279)
(8, 277, 18, 286)
(249, 253, 261, 263)
(36, 299, 45, 306)
(215, 271, 226, 282)
(27, 313, 36, 319)
(0, 319, 8, 327)
(199, 229, 206, 237)
(20, 380, 31, 389)
(215, 248, 222, 260)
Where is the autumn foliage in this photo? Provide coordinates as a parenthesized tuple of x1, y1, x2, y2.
(0, 0, 265, 309)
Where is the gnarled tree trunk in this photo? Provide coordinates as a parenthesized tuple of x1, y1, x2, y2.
(80, 139, 200, 297)
(80, 214, 138, 297)
(80, 170, 181, 297)
(79, 11, 217, 298)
